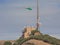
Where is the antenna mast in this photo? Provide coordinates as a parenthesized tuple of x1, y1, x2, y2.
(36, 0, 39, 30)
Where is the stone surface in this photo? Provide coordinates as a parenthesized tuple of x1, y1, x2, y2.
(22, 39, 51, 45)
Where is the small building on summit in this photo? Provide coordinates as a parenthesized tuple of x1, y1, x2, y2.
(22, 26, 36, 38)
(22, 26, 40, 38)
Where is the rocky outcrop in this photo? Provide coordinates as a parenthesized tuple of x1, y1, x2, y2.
(22, 39, 51, 45)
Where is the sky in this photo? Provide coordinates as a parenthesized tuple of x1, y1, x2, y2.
(0, 0, 60, 40)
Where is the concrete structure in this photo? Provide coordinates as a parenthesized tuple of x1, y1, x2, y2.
(22, 26, 41, 38)
(23, 26, 36, 38)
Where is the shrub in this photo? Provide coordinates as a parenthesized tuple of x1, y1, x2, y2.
(4, 41, 12, 45)
(31, 30, 40, 35)
(13, 43, 16, 45)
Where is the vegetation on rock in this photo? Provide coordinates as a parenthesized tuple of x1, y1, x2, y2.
(31, 30, 40, 35)
(4, 41, 12, 45)
(13, 34, 60, 45)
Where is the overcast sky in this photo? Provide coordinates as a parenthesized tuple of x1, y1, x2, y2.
(0, 0, 60, 40)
